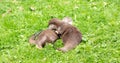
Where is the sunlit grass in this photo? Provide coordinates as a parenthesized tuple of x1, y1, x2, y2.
(0, 0, 120, 63)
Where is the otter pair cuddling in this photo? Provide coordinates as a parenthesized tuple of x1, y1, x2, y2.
(29, 17, 82, 52)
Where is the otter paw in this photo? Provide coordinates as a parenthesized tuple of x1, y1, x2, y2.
(57, 48, 68, 52)
(36, 45, 42, 49)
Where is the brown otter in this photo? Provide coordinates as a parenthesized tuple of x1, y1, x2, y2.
(48, 18, 82, 52)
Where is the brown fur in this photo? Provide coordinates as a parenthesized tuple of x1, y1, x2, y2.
(48, 18, 82, 52)
(29, 29, 58, 49)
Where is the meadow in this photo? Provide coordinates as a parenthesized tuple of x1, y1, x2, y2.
(0, 0, 120, 63)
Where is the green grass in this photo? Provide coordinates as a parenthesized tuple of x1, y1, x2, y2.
(0, 0, 120, 63)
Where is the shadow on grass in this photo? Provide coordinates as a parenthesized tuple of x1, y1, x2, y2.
(0, 46, 13, 51)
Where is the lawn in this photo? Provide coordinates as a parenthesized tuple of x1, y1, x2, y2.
(0, 0, 120, 63)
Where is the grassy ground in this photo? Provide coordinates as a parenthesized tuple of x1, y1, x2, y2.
(0, 0, 120, 63)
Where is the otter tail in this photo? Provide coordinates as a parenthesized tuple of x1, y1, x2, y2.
(29, 31, 42, 44)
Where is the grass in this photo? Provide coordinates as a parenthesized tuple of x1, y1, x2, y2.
(0, 0, 120, 63)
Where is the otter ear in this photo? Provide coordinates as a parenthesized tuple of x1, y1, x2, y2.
(62, 17, 73, 25)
